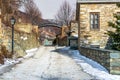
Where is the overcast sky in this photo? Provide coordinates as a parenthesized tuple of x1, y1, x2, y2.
(34, 0, 76, 19)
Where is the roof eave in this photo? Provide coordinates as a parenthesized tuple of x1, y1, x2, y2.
(77, 1, 120, 4)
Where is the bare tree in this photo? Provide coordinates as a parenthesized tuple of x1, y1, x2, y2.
(24, 0, 42, 25)
(1, 0, 25, 14)
(1, 0, 25, 25)
(10, 0, 25, 9)
(55, 1, 73, 26)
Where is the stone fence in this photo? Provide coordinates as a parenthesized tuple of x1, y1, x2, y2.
(79, 46, 120, 75)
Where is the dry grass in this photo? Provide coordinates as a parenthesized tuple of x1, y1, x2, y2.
(0, 45, 12, 64)
(0, 52, 4, 64)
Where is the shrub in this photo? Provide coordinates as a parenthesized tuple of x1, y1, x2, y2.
(0, 52, 4, 64)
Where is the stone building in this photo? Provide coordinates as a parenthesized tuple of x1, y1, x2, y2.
(70, 20, 78, 37)
(76, 0, 120, 48)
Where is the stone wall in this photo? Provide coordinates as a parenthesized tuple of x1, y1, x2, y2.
(1, 27, 39, 58)
(79, 3, 120, 48)
(0, 9, 3, 39)
(15, 23, 32, 33)
(70, 21, 78, 36)
(80, 47, 120, 75)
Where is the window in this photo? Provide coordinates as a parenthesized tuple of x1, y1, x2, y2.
(90, 12, 100, 30)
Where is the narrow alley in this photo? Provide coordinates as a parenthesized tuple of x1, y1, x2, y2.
(0, 46, 94, 80)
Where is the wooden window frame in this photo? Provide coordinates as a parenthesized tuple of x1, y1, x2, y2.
(90, 12, 100, 30)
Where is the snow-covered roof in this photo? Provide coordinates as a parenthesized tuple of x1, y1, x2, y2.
(77, 0, 120, 3)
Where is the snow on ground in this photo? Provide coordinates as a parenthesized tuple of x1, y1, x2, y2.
(0, 46, 120, 80)
(62, 47, 120, 80)
(0, 46, 94, 80)
(24, 48, 38, 58)
(26, 48, 38, 53)
(0, 48, 38, 75)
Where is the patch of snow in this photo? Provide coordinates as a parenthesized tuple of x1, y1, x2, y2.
(4, 58, 19, 65)
(73, 34, 78, 37)
(20, 36, 24, 39)
(21, 36, 28, 40)
(61, 47, 70, 50)
(69, 50, 120, 80)
(23, 37, 27, 40)
(26, 48, 38, 53)
(17, 58, 24, 62)
(0, 48, 38, 75)
(24, 48, 38, 58)
(23, 52, 34, 59)
(0, 58, 20, 75)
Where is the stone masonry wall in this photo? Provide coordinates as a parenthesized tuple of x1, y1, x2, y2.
(80, 47, 120, 75)
(1, 26, 39, 58)
(15, 23, 32, 33)
(79, 3, 120, 48)
(70, 21, 78, 36)
(0, 9, 3, 39)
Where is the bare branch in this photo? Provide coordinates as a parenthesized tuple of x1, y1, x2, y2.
(10, 0, 25, 10)
(55, 1, 74, 26)
(24, 0, 42, 25)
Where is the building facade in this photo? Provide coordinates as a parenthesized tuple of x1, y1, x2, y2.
(76, 0, 120, 48)
(70, 20, 78, 37)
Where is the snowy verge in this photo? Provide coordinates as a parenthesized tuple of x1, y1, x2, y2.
(26, 48, 38, 53)
(68, 49, 120, 80)
(24, 48, 38, 58)
(0, 48, 38, 75)
(60, 47, 70, 50)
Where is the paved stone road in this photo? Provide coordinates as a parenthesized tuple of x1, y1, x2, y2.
(0, 46, 94, 80)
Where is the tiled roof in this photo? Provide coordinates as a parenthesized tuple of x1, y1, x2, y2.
(77, 0, 120, 3)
